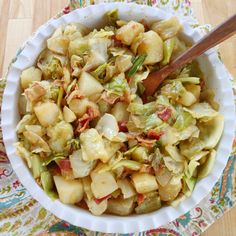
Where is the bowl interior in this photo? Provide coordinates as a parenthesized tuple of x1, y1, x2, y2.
(1, 2, 235, 233)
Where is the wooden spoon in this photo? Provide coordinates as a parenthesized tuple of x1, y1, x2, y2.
(142, 13, 236, 96)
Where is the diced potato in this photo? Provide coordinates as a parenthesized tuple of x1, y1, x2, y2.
(68, 98, 98, 117)
(78, 71, 104, 97)
(137, 31, 163, 65)
(82, 176, 93, 201)
(116, 21, 144, 45)
(80, 129, 109, 163)
(20, 66, 42, 90)
(54, 176, 84, 204)
(91, 171, 118, 198)
(111, 102, 129, 122)
(178, 91, 197, 107)
(85, 198, 108, 216)
(117, 178, 136, 199)
(159, 176, 182, 201)
(131, 173, 158, 194)
(63, 106, 76, 123)
(69, 150, 96, 178)
(185, 84, 201, 100)
(107, 197, 135, 216)
(34, 102, 59, 127)
(115, 55, 132, 73)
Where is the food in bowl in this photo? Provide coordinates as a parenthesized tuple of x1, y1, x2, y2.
(15, 10, 224, 216)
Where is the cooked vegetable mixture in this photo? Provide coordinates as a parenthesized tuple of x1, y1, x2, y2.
(16, 10, 224, 215)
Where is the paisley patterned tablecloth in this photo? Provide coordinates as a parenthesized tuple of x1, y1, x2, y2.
(0, 0, 236, 235)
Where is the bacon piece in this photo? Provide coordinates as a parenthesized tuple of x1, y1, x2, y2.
(120, 90, 131, 103)
(136, 135, 156, 145)
(118, 121, 128, 132)
(136, 135, 156, 148)
(87, 106, 100, 120)
(66, 90, 83, 104)
(137, 194, 146, 205)
(157, 107, 172, 121)
(75, 106, 100, 133)
(200, 79, 206, 90)
(57, 159, 74, 179)
(147, 130, 164, 140)
(57, 159, 72, 171)
(94, 194, 111, 204)
(75, 113, 90, 133)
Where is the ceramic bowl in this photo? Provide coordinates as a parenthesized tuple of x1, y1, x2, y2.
(2, 3, 235, 233)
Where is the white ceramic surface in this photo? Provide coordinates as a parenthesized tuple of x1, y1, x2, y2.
(1, 3, 235, 233)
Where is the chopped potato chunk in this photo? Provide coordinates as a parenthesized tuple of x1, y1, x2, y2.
(131, 173, 158, 194)
(136, 31, 163, 65)
(54, 176, 84, 204)
(21, 66, 42, 90)
(34, 102, 59, 127)
(116, 21, 144, 45)
(91, 171, 118, 198)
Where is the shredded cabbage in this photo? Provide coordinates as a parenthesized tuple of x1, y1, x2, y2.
(105, 73, 129, 96)
(16, 13, 223, 217)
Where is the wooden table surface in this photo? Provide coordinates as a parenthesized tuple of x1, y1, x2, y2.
(0, 0, 235, 235)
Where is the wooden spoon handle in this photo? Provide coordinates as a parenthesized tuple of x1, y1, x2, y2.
(143, 13, 236, 96)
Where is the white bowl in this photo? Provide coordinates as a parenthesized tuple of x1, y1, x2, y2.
(1, 2, 235, 233)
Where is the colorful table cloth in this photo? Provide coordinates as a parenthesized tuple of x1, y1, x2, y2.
(0, 0, 235, 235)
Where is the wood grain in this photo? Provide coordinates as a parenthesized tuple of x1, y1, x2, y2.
(0, 0, 235, 235)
